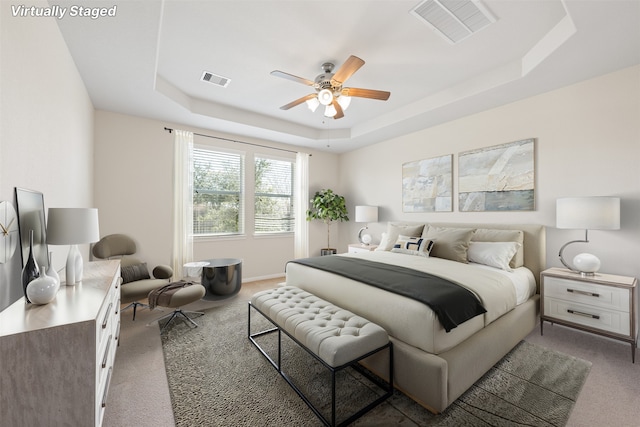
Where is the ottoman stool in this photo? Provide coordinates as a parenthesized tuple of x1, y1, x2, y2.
(148, 282, 206, 334)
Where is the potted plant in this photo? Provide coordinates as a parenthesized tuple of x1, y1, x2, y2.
(306, 189, 349, 255)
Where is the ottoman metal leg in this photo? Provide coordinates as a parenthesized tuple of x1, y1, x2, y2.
(153, 309, 205, 334)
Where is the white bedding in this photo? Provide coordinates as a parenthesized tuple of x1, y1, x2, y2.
(470, 262, 536, 305)
(286, 251, 536, 354)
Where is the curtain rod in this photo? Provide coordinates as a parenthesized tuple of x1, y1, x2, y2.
(164, 127, 304, 155)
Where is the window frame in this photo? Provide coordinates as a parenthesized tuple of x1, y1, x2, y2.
(253, 153, 296, 236)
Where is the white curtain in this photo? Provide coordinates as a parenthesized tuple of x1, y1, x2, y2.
(294, 152, 310, 259)
(172, 129, 194, 278)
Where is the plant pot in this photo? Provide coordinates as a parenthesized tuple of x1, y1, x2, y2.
(321, 248, 337, 256)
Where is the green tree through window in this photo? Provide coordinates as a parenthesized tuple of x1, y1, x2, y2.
(193, 148, 244, 235)
(255, 156, 295, 233)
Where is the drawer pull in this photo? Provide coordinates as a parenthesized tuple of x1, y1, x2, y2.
(102, 335, 112, 369)
(567, 309, 600, 320)
(102, 303, 113, 329)
(102, 367, 113, 408)
(567, 288, 600, 297)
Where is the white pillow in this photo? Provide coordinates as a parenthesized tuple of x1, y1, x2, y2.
(376, 232, 389, 251)
(467, 241, 521, 271)
(391, 235, 435, 257)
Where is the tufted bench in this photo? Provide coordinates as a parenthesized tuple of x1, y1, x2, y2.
(248, 286, 393, 427)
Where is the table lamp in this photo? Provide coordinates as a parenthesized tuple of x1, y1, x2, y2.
(556, 197, 620, 276)
(355, 206, 378, 245)
(46, 208, 100, 285)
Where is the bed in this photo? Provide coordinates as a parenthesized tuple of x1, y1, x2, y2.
(285, 222, 545, 413)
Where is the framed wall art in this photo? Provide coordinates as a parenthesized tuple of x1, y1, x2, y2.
(402, 154, 452, 212)
(458, 138, 535, 212)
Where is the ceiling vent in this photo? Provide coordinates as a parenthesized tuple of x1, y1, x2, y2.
(410, 0, 496, 44)
(201, 71, 231, 88)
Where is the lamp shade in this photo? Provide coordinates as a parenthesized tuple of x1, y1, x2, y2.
(47, 208, 100, 245)
(556, 197, 620, 230)
(337, 95, 351, 110)
(355, 206, 378, 223)
(306, 97, 320, 112)
(324, 104, 337, 118)
(318, 88, 333, 106)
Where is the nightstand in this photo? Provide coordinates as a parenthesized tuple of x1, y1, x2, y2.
(540, 267, 637, 362)
(348, 243, 378, 253)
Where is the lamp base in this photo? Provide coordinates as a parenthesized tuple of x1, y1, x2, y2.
(65, 244, 83, 285)
(573, 253, 601, 276)
(358, 226, 369, 245)
(559, 233, 601, 277)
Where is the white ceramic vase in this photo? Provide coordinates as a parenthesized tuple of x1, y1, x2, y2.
(26, 268, 60, 305)
(46, 251, 60, 287)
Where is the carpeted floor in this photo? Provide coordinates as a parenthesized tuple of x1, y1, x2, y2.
(160, 295, 591, 426)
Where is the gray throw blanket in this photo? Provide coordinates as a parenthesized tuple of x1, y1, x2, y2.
(289, 256, 487, 332)
(148, 281, 195, 310)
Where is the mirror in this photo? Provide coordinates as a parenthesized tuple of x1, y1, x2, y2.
(14, 188, 49, 269)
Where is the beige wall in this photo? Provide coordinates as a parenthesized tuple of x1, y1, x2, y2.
(2, 0, 638, 291)
(338, 65, 640, 281)
(93, 110, 340, 280)
(0, 1, 95, 307)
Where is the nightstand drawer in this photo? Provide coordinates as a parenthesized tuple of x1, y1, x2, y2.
(544, 277, 630, 312)
(544, 297, 630, 336)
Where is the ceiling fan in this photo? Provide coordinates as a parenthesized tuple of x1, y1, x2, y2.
(271, 55, 390, 119)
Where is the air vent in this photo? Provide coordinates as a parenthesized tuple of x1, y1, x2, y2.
(410, 0, 496, 44)
(201, 71, 231, 88)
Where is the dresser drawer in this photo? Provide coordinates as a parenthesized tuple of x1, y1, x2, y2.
(544, 297, 630, 336)
(544, 276, 630, 312)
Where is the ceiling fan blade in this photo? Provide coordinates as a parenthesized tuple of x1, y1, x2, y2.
(332, 99, 344, 119)
(341, 87, 390, 101)
(270, 70, 315, 86)
(280, 93, 317, 110)
(331, 55, 365, 86)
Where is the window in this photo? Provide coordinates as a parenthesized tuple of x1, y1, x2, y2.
(193, 147, 244, 235)
(254, 155, 295, 234)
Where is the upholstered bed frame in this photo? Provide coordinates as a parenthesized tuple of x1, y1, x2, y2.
(290, 222, 546, 414)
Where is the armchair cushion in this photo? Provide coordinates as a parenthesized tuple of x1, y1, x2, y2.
(152, 265, 174, 280)
(121, 278, 172, 305)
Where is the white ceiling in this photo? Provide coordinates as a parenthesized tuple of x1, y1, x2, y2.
(53, 0, 640, 153)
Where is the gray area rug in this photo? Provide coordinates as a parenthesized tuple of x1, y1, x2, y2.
(161, 297, 591, 426)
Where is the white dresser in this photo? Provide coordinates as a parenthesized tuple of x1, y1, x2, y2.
(540, 267, 637, 362)
(0, 260, 121, 426)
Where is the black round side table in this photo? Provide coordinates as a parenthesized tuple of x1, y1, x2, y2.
(200, 258, 242, 300)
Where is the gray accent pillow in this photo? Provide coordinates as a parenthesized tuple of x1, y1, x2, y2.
(422, 226, 475, 263)
(472, 228, 524, 268)
(121, 262, 150, 284)
(376, 222, 425, 251)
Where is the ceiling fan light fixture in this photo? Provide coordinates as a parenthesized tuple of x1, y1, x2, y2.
(337, 95, 351, 111)
(318, 88, 334, 106)
(324, 104, 337, 118)
(306, 97, 320, 112)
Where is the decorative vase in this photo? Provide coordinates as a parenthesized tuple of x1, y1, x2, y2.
(26, 270, 59, 305)
(21, 229, 40, 303)
(46, 251, 60, 287)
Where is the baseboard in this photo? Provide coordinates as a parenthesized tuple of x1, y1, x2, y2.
(242, 273, 285, 283)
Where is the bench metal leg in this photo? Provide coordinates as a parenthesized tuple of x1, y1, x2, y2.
(248, 302, 394, 427)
